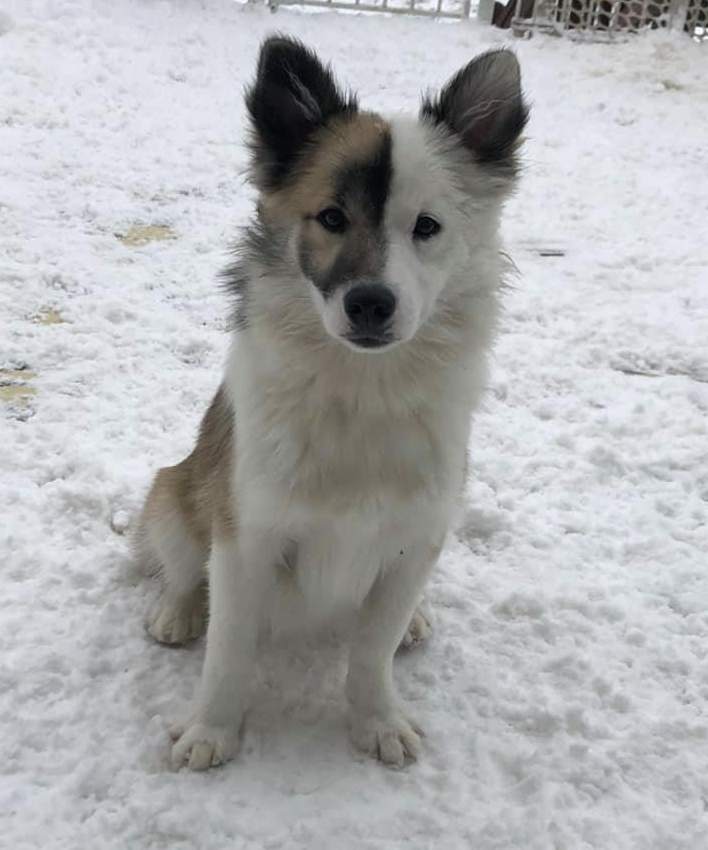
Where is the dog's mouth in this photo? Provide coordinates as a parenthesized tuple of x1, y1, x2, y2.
(345, 334, 395, 351)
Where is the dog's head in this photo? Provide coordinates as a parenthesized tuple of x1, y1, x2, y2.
(244, 36, 528, 353)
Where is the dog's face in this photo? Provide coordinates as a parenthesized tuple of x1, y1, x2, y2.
(245, 37, 528, 352)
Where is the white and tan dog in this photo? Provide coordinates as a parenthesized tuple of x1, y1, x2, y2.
(135, 35, 528, 771)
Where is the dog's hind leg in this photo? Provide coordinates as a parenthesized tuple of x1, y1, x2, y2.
(136, 461, 209, 646)
(136, 386, 235, 646)
(400, 603, 432, 650)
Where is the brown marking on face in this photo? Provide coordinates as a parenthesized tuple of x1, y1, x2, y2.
(262, 112, 390, 215)
(259, 112, 393, 297)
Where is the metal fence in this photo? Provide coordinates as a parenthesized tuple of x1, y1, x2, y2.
(266, 0, 707, 39)
(268, 0, 472, 18)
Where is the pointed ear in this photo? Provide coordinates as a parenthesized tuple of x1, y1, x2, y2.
(246, 36, 357, 190)
(421, 50, 529, 170)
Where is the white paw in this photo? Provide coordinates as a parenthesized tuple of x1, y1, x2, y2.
(399, 606, 432, 650)
(146, 587, 206, 646)
(170, 719, 240, 771)
(349, 708, 424, 767)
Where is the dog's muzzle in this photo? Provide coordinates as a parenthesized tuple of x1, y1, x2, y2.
(344, 284, 396, 350)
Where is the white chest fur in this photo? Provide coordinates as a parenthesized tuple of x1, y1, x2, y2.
(224, 320, 487, 631)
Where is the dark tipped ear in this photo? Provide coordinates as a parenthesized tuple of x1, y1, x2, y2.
(421, 50, 528, 168)
(246, 35, 357, 190)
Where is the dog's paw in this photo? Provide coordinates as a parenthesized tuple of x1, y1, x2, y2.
(146, 587, 206, 646)
(170, 720, 240, 771)
(399, 606, 432, 650)
(349, 708, 424, 767)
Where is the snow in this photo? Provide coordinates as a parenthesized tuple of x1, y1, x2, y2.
(1, 1, 707, 847)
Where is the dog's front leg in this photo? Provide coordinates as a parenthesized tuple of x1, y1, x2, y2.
(346, 540, 442, 767)
(170, 533, 276, 771)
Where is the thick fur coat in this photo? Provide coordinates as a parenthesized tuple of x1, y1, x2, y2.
(135, 36, 528, 770)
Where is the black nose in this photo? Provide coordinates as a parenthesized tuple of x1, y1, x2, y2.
(344, 285, 396, 332)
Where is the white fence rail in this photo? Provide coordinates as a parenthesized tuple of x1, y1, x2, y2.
(268, 0, 472, 17)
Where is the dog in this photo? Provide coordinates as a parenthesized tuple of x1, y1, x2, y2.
(135, 35, 528, 771)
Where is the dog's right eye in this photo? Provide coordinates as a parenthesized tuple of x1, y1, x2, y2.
(317, 208, 348, 234)
(413, 214, 441, 240)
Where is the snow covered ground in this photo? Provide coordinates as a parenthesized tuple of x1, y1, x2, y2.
(2, 1, 707, 847)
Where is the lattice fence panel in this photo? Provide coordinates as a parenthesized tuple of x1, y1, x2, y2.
(511, 0, 708, 39)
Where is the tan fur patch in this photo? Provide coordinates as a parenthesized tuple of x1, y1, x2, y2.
(142, 385, 236, 551)
(259, 111, 391, 298)
(261, 111, 390, 221)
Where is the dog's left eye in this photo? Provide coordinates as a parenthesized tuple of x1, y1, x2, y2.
(317, 207, 348, 234)
(413, 215, 441, 240)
